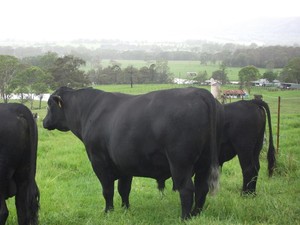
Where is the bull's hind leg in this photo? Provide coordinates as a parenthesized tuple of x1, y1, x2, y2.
(0, 167, 9, 225)
(14, 170, 39, 225)
(0, 197, 8, 225)
(15, 181, 30, 225)
(237, 129, 264, 195)
(192, 164, 210, 216)
(118, 176, 133, 208)
(170, 165, 194, 219)
(238, 151, 260, 195)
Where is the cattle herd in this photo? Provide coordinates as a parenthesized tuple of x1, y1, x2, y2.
(0, 87, 276, 224)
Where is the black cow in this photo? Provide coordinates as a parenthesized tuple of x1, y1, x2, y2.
(43, 86, 221, 219)
(0, 103, 40, 225)
(219, 99, 276, 194)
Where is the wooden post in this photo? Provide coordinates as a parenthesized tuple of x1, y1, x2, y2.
(277, 96, 281, 153)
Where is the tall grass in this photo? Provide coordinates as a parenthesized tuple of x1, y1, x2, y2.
(5, 85, 300, 225)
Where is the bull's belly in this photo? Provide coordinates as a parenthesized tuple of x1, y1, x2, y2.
(0, 166, 16, 199)
(113, 152, 171, 180)
(128, 165, 171, 180)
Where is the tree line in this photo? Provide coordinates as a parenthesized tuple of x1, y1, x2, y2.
(0, 53, 89, 106)
(0, 53, 172, 106)
(0, 50, 299, 107)
(1, 44, 300, 69)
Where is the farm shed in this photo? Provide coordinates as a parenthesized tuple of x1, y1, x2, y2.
(222, 90, 247, 99)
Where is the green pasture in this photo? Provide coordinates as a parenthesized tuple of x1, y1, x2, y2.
(5, 85, 300, 225)
(86, 60, 276, 81)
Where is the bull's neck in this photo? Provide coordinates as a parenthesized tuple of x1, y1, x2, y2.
(62, 92, 100, 140)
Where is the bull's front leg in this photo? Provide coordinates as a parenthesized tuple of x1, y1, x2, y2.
(118, 176, 133, 209)
(101, 180, 115, 212)
(90, 160, 115, 212)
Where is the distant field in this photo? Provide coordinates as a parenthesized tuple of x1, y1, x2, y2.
(84, 59, 280, 81)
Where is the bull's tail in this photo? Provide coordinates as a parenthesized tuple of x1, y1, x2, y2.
(202, 93, 220, 195)
(252, 99, 276, 177)
(28, 181, 40, 225)
(23, 108, 40, 225)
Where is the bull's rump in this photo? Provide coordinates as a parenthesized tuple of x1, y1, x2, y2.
(0, 104, 34, 199)
(0, 105, 30, 167)
(85, 88, 212, 178)
(224, 101, 266, 143)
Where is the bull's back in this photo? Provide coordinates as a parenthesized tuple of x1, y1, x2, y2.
(110, 87, 211, 144)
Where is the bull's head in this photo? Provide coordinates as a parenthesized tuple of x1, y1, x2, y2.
(43, 95, 70, 131)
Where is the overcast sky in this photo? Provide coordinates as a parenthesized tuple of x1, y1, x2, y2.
(1, 0, 299, 42)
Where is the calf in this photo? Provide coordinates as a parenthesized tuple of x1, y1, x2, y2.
(219, 99, 276, 194)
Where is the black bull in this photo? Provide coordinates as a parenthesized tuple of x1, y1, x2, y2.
(155, 99, 276, 195)
(43, 87, 222, 219)
(219, 99, 276, 194)
(0, 103, 40, 225)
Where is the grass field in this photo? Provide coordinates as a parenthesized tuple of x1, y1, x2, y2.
(86, 60, 277, 81)
(5, 84, 300, 225)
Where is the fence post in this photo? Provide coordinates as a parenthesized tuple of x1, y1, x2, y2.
(277, 96, 281, 153)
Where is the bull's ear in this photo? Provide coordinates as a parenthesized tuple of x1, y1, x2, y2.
(52, 95, 63, 108)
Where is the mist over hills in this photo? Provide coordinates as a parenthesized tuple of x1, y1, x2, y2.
(0, 17, 299, 49)
(211, 17, 300, 46)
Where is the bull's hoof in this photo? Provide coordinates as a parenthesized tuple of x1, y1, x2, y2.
(104, 206, 114, 213)
(191, 208, 202, 217)
(121, 202, 130, 209)
(181, 213, 192, 220)
(241, 190, 256, 197)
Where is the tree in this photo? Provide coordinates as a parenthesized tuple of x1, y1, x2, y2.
(262, 70, 278, 82)
(124, 65, 138, 87)
(49, 55, 90, 89)
(211, 62, 228, 84)
(280, 57, 300, 83)
(193, 71, 208, 84)
(37, 52, 59, 72)
(111, 64, 122, 84)
(212, 70, 225, 82)
(87, 66, 103, 85)
(12, 66, 52, 109)
(154, 60, 171, 83)
(0, 55, 20, 103)
(138, 66, 151, 83)
(233, 52, 249, 67)
(238, 65, 260, 94)
(21, 52, 58, 72)
(149, 63, 156, 83)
